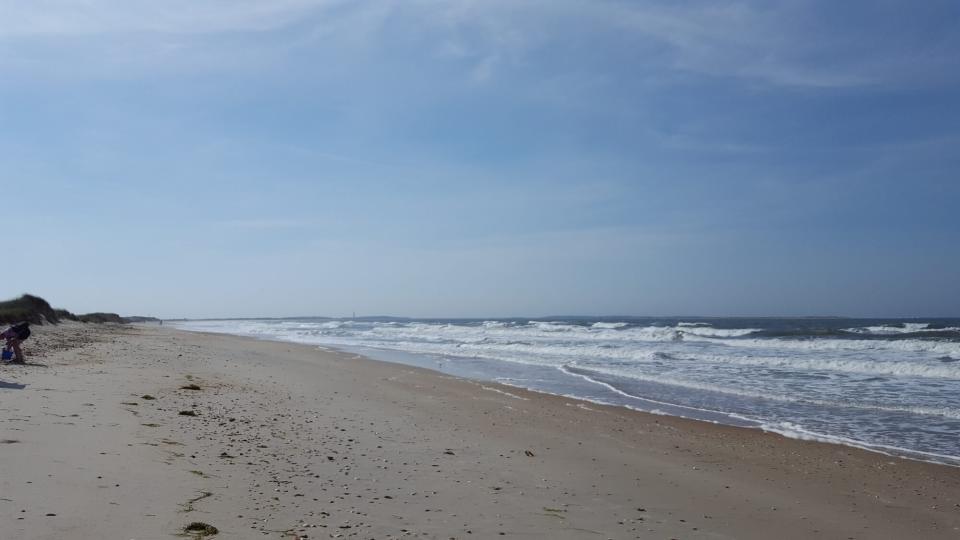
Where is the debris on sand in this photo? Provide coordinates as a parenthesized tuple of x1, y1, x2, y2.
(181, 491, 213, 513)
(183, 521, 218, 537)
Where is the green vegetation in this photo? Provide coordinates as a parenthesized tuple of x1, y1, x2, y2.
(124, 315, 160, 323)
(54, 308, 79, 321)
(0, 294, 62, 325)
(0, 293, 154, 325)
(76, 312, 125, 324)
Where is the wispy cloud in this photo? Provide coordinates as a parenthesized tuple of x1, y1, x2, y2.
(423, 1, 958, 89)
(3, 0, 955, 90)
(0, 0, 345, 36)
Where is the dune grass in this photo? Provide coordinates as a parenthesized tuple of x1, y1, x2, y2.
(0, 294, 62, 325)
(0, 294, 137, 326)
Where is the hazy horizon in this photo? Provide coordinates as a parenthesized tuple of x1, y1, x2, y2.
(124, 312, 960, 322)
(3, 1, 958, 319)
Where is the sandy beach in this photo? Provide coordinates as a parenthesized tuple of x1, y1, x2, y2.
(1, 323, 958, 539)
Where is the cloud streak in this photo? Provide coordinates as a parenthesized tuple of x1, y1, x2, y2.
(4, 1, 956, 89)
(0, 0, 346, 36)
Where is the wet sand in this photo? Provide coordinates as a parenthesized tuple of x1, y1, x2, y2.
(1, 323, 958, 539)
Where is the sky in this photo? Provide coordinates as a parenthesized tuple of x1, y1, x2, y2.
(1, 0, 959, 319)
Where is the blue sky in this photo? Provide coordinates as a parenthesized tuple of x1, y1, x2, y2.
(2, 1, 958, 318)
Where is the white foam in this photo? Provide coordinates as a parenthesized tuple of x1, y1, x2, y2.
(679, 327, 759, 338)
(844, 323, 960, 335)
(558, 364, 737, 417)
(481, 320, 509, 328)
(176, 319, 960, 379)
(591, 322, 628, 329)
(667, 351, 960, 379)
(566, 363, 960, 419)
(760, 421, 960, 466)
(703, 334, 960, 358)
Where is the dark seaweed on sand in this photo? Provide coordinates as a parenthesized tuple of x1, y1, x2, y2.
(184, 521, 218, 537)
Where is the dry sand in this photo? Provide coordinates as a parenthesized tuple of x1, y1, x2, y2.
(1, 323, 958, 539)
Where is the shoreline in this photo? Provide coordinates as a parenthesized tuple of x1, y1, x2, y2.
(244, 335, 960, 469)
(2, 323, 958, 539)
(179, 325, 960, 468)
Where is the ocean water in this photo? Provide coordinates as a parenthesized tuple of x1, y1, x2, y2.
(174, 317, 960, 465)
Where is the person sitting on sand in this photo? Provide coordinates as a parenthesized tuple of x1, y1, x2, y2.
(2, 322, 30, 364)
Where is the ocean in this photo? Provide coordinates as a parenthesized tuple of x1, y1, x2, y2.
(174, 316, 960, 465)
